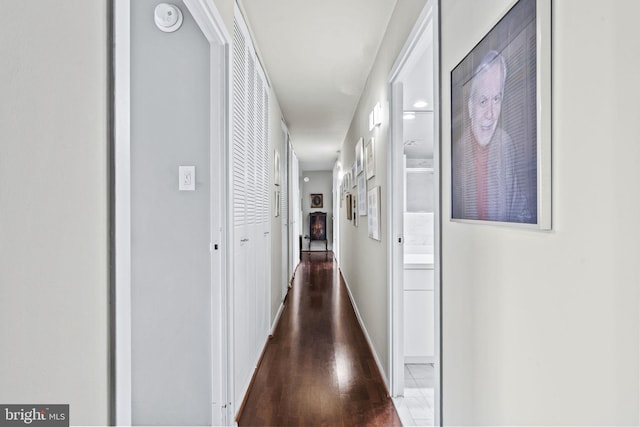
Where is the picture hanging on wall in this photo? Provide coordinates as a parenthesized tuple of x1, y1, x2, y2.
(367, 186, 380, 240)
(351, 162, 357, 188)
(346, 193, 353, 220)
(352, 193, 358, 226)
(310, 193, 323, 208)
(358, 173, 367, 216)
(274, 149, 281, 186)
(355, 137, 364, 175)
(365, 137, 375, 180)
(450, 0, 551, 229)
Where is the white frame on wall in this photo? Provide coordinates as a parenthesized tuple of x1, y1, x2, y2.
(113, 0, 232, 425)
(449, 0, 551, 229)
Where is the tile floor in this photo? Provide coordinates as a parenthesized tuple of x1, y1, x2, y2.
(393, 364, 435, 426)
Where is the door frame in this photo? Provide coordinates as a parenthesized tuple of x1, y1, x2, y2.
(332, 161, 341, 264)
(113, 0, 232, 424)
(387, 0, 441, 424)
(280, 120, 290, 300)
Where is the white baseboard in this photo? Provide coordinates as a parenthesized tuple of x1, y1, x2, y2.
(271, 299, 285, 335)
(340, 272, 390, 391)
(234, 332, 270, 420)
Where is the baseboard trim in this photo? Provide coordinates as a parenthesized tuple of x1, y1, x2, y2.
(339, 271, 390, 394)
(234, 332, 270, 422)
(236, 271, 295, 422)
(271, 293, 287, 335)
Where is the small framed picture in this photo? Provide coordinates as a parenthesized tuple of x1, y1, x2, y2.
(346, 194, 353, 220)
(358, 173, 367, 216)
(351, 162, 357, 188)
(367, 186, 381, 240)
(355, 137, 364, 175)
(365, 137, 375, 180)
(274, 150, 281, 186)
(310, 193, 323, 208)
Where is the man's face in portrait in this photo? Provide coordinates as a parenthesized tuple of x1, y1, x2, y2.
(468, 61, 503, 147)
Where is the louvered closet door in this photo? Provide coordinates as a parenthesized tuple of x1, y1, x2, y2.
(232, 10, 271, 407)
(232, 18, 254, 403)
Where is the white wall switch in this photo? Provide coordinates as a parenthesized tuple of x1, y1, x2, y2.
(179, 166, 195, 191)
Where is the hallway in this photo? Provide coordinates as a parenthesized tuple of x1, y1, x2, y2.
(238, 252, 401, 426)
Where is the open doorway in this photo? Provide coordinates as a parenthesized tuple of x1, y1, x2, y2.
(114, 0, 231, 425)
(388, 1, 440, 426)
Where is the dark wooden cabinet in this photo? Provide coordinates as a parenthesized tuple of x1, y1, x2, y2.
(309, 212, 327, 250)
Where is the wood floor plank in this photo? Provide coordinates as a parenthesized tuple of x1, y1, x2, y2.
(238, 252, 401, 427)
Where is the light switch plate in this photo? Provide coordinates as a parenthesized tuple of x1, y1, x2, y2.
(179, 166, 195, 191)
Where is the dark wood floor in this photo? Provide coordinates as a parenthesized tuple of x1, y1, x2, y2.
(238, 252, 402, 427)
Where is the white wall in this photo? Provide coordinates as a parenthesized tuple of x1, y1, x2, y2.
(441, 0, 640, 424)
(0, 1, 109, 425)
(129, 1, 213, 424)
(301, 171, 333, 251)
(338, 0, 428, 380)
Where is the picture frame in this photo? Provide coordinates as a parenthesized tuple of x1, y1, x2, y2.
(274, 149, 281, 187)
(346, 193, 353, 220)
(358, 173, 367, 216)
(352, 193, 358, 226)
(351, 162, 357, 188)
(344, 171, 352, 193)
(355, 137, 364, 175)
(367, 186, 381, 240)
(310, 193, 323, 209)
(365, 137, 375, 180)
(450, 0, 551, 229)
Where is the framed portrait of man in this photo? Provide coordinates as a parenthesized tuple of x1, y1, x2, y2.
(450, 0, 551, 229)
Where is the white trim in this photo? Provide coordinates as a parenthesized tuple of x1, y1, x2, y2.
(183, 1, 233, 425)
(114, 0, 131, 424)
(387, 1, 442, 425)
(432, 2, 442, 424)
(387, 81, 404, 396)
(234, 332, 271, 420)
(536, 0, 552, 230)
(114, 0, 232, 425)
(270, 300, 286, 336)
(388, 80, 405, 398)
(280, 120, 290, 302)
(341, 274, 389, 389)
(185, 0, 231, 45)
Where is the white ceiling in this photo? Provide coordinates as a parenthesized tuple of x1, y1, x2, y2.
(238, 0, 398, 171)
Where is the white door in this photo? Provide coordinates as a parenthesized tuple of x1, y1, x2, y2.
(333, 163, 341, 263)
(115, 0, 231, 425)
(388, 1, 441, 425)
(231, 5, 272, 412)
(281, 123, 290, 299)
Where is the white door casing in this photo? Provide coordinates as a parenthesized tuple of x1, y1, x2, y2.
(387, 0, 441, 424)
(114, 0, 232, 424)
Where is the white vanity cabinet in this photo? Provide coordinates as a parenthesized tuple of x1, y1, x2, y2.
(404, 265, 435, 363)
(403, 212, 435, 364)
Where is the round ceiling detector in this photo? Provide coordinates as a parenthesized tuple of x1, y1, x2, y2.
(154, 3, 183, 33)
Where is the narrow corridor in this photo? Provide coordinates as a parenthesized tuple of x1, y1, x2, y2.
(238, 252, 401, 426)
